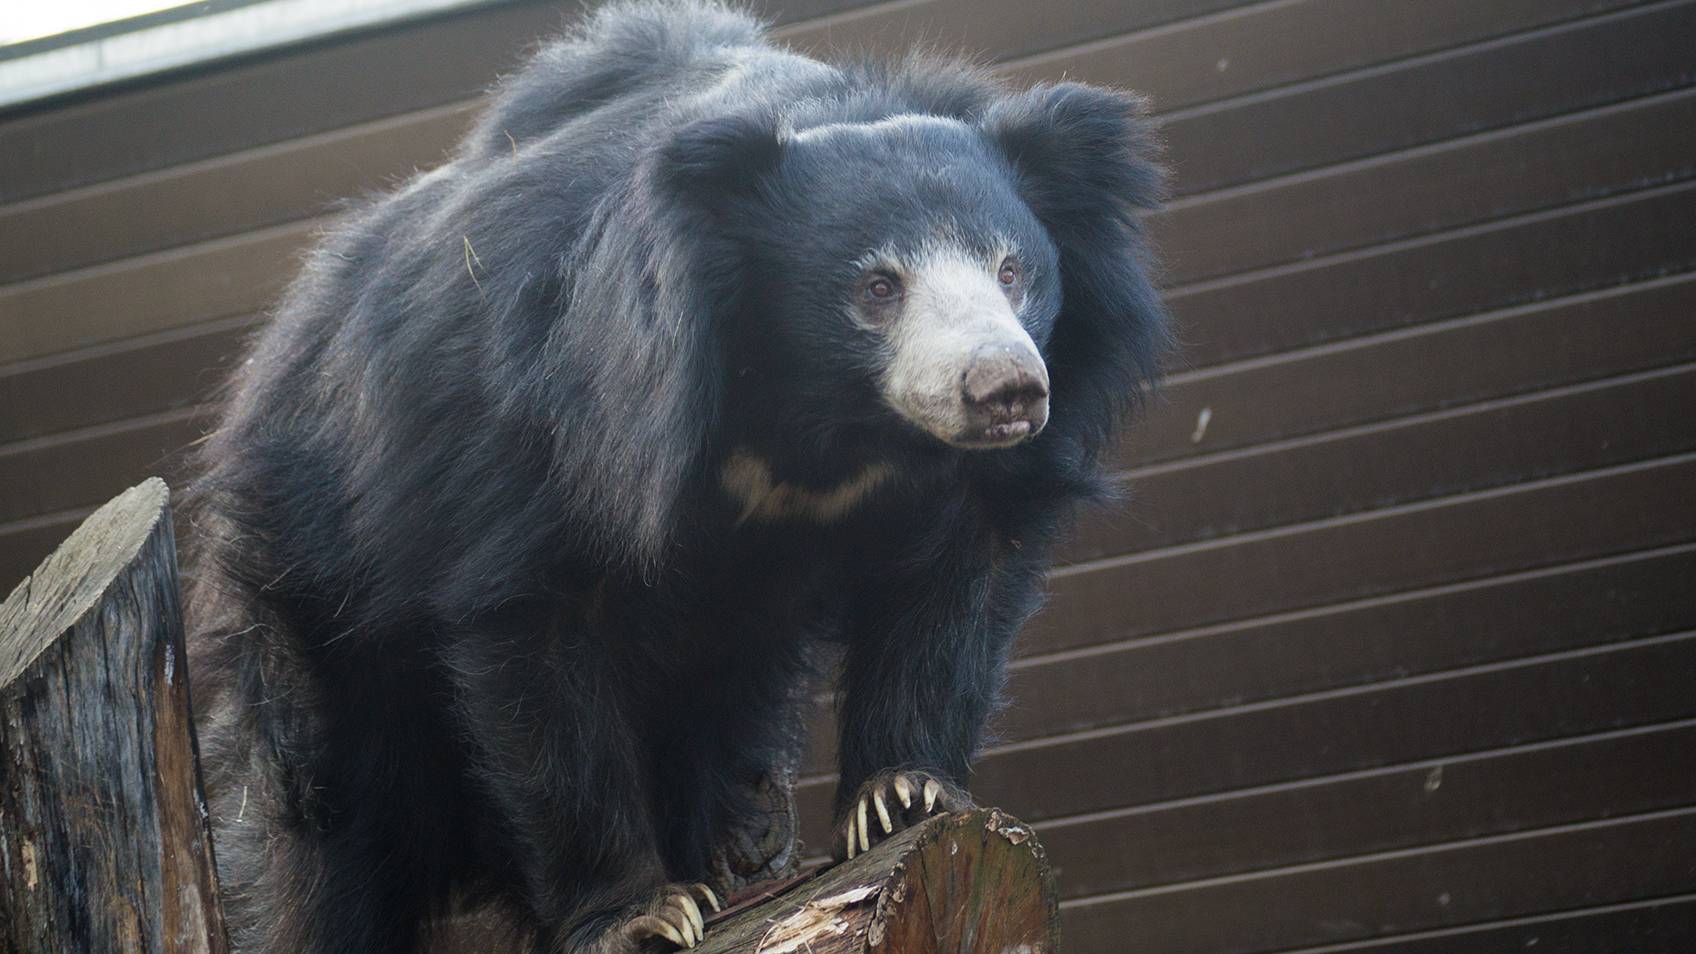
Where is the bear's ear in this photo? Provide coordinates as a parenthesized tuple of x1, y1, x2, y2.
(659, 113, 785, 199)
(983, 82, 1164, 221)
(982, 83, 1170, 465)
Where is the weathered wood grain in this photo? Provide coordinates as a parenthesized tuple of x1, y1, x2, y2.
(0, 479, 228, 954)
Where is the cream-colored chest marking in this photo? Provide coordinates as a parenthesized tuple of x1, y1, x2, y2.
(720, 450, 894, 524)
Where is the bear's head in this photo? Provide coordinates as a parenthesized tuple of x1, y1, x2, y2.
(657, 83, 1165, 459)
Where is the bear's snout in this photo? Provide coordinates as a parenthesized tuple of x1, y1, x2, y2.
(959, 344, 1050, 447)
(874, 247, 1054, 451)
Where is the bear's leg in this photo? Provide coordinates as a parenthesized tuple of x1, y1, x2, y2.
(646, 637, 813, 897)
(832, 513, 1052, 859)
(200, 714, 444, 953)
(226, 817, 433, 954)
(440, 625, 702, 952)
(196, 625, 449, 953)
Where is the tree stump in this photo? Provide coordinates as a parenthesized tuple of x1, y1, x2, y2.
(696, 809, 1059, 954)
(0, 479, 229, 954)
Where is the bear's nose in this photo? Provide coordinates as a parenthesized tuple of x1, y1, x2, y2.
(960, 345, 1050, 446)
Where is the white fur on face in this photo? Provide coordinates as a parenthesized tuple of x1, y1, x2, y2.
(871, 243, 1045, 447)
(720, 449, 894, 524)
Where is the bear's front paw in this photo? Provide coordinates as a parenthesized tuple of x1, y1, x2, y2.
(833, 769, 974, 861)
(620, 883, 721, 950)
(710, 771, 799, 894)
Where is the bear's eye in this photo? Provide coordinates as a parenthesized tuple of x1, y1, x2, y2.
(998, 258, 1021, 288)
(865, 274, 902, 302)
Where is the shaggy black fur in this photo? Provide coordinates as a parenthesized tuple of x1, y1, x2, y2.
(186, 3, 1167, 951)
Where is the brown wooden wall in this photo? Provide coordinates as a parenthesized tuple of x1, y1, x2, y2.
(4, 1, 1695, 949)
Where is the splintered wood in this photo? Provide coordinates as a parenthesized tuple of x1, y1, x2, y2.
(692, 809, 1059, 954)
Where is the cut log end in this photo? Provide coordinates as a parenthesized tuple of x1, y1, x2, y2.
(701, 809, 1058, 954)
(0, 477, 170, 687)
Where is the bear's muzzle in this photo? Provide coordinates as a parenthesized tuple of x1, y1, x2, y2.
(956, 341, 1050, 448)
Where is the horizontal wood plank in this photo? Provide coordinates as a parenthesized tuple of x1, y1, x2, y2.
(1059, 808, 1696, 954)
(0, 412, 202, 524)
(0, 316, 252, 444)
(0, 104, 474, 284)
(1038, 720, 1696, 898)
(776, 0, 1240, 65)
(1155, 87, 1696, 284)
(1003, 547, 1696, 741)
(1000, 0, 1645, 111)
(1125, 272, 1696, 467)
(1031, 453, 1696, 655)
(1071, 363, 1696, 559)
(1272, 894, 1696, 954)
(0, 222, 311, 365)
(1169, 179, 1696, 368)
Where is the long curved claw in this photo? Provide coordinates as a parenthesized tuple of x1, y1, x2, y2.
(837, 770, 973, 864)
(674, 893, 704, 942)
(893, 774, 914, 810)
(873, 787, 894, 834)
(667, 904, 696, 948)
(693, 882, 721, 914)
(629, 914, 686, 949)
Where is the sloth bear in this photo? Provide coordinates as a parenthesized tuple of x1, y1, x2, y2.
(186, 2, 1167, 951)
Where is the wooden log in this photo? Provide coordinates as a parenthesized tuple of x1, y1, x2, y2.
(433, 809, 1059, 953)
(0, 479, 229, 954)
(697, 809, 1059, 954)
